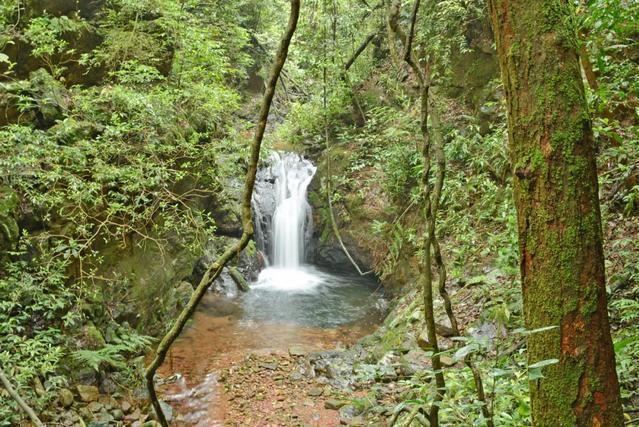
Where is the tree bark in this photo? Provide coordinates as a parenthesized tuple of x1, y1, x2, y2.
(144, 1, 300, 425)
(487, 1, 623, 425)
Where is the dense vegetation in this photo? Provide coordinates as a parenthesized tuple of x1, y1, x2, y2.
(0, 0, 637, 425)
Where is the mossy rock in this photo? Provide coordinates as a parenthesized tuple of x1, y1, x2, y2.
(84, 321, 107, 350)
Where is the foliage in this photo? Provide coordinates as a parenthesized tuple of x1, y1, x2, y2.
(0, 246, 77, 424)
(0, 0, 261, 422)
(0, 0, 637, 423)
(72, 329, 154, 372)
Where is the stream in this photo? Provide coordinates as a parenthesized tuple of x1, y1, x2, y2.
(157, 153, 385, 425)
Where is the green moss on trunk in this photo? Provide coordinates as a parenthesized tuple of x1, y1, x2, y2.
(488, 0, 623, 425)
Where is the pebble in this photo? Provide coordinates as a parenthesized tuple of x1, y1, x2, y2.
(76, 385, 100, 402)
(324, 399, 347, 410)
(87, 401, 103, 413)
(307, 387, 323, 397)
(112, 409, 124, 420)
(288, 345, 306, 357)
(259, 362, 279, 371)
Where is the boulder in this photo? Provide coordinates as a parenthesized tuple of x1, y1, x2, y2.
(59, 388, 74, 408)
(76, 384, 100, 402)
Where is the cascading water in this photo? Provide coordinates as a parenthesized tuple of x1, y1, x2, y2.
(252, 152, 321, 290)
(270, 153, 316, 268)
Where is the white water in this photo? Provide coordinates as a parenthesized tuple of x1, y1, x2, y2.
(271, 153, 316, 268)
(253, 152, 319, 291)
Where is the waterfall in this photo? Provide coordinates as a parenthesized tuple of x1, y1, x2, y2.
(253, 152, 317, 270)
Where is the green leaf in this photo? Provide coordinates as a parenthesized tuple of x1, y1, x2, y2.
(614, 336, 639, 353)
(528, 367, 544, 381)
(513, 325, 558, 336)
(528, 358, 559, 369)
(453, 344, 476, 361)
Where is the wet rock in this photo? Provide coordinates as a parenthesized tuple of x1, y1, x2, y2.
(77, 385, 100, 402)
(59, 388, 74, 408)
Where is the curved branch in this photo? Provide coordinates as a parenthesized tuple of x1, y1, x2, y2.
(0, 367, 43, 426)
(144, 1, 301, 424)
(345, 32, 378, 71)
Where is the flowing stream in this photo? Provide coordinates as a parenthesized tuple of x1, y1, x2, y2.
(158, 152, 385, 425)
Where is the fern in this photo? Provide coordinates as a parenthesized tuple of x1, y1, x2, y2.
(72, 345, 127, 372)
(72, 330, 154, 372)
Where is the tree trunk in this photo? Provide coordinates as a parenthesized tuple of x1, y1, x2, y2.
(487, 1, 623, 426)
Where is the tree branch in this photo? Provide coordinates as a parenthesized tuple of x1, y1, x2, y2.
(345, 31, 378, 71)
(143, 1, 301, 424)
(0, 367, 43, 426)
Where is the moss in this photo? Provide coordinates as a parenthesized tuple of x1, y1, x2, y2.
(84, 321, 106, 350)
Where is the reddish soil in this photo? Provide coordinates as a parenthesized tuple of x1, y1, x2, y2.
(156, 295, 377, 426)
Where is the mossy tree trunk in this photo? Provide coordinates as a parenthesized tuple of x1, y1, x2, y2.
(487, 1, 623, 425)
